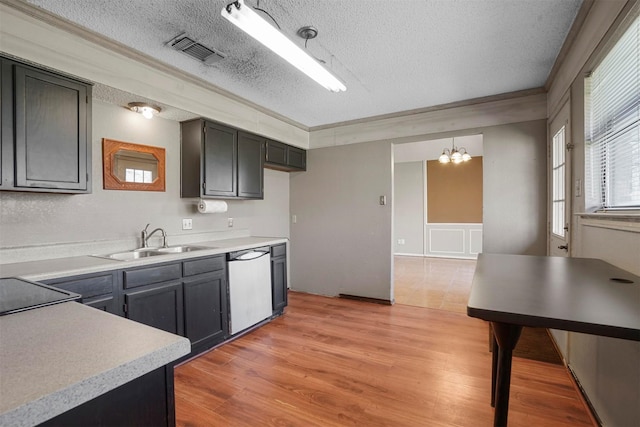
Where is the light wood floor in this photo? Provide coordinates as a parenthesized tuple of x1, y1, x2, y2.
(175, 292, 595, 427)
(394, 256, 476, 313)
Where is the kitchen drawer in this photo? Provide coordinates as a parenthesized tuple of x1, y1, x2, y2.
(183, 255, 225, 277)
(44, 272, 116, 299)
(271, 244, 286, 258)
(123, 263, 182, 289)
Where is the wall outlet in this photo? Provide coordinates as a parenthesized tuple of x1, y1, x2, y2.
(398, 239, 405, 245)
(182, 218, 192, 230)
(228, 217, 234, 228)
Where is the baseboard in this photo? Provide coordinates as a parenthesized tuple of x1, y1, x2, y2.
(567, 365, 603, 427)
(339, 294, 393, 305)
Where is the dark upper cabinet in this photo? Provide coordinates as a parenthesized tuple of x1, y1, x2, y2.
(237, 131, 264, 199)
(0, 60, 5, 190)
(0, 56, 92, 193)
(181, 119, 262, 199)
(287, 146, 307, 170)
(264, 140, 287, 165)
(204, 122, 237, 197)
(264, 139, 306, 172)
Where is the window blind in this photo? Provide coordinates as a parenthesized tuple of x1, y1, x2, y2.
(585, 15, 640, 210)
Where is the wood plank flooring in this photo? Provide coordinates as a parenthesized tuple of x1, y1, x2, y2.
(394, 256, 476, 313)
(175, 292, 594, 426)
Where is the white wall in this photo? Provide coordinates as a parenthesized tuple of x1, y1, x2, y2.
(393, 161, 424, 255)
(0, 100, 290, 260)
(482, 120, 548, 255)
(289, 141, 393, 301)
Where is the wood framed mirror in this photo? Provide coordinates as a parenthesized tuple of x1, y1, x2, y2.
(102, 138, 165, 191)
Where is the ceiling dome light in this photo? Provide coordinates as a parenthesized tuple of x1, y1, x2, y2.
(128, 102, 161, 119)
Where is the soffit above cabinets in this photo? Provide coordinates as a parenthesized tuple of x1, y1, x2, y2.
(25, 0, 583, 128)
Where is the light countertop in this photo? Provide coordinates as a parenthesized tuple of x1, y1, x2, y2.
(0, 236, 288, 281)
(0, 235, 287, 426)
(0, 302, 191, 427)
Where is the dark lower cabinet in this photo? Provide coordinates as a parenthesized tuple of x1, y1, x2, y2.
(40, 365, 175, 427)
(84, 295, 117, 313)
(271, 244, 288, 314)
(125, 281, 184, 336)
(43, 271, 120, 315)
(183, 270, 228, 354)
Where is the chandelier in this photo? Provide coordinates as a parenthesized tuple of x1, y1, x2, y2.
(438, 139, 472, 164)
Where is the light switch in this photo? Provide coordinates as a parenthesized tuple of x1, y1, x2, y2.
(575, 178, 582, 197)
(228, 217, 234, 228)
(380, 195, 387, 205)
(292, 214, 297, 224)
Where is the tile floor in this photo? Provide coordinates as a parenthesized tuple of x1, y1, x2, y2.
(394, 255, 477, 313)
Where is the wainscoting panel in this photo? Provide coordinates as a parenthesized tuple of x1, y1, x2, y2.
(425, 223, 483, 259)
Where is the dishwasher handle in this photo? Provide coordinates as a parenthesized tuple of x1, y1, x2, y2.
(227, 246, 270, 261)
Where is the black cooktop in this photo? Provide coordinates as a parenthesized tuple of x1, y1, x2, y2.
(0, 277, 81, 316)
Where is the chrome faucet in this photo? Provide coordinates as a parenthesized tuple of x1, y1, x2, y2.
(141, 223, 168, 248)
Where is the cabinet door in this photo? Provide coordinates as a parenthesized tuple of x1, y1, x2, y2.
(287, 146, 306, 170)
(265, 140, 287, 166)
(271, 254, 287, 313)
(0, 60, 9, 189)
(203, 121, 237, 197)
(237, 131, 264, 199)
(43, 271, 121, 316)
(183, 271, 228, 350)
(13, 64, 89, 192)
(125, 282, 184, 336)
(85, 296, 117, 314)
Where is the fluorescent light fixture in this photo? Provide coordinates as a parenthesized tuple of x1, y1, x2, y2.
(222, 0, 346, 92)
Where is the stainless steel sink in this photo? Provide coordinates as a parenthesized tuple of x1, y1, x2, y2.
(93, 250, 166, 261)
(93, 245, 213, 261)
(155, 245, 211, 253)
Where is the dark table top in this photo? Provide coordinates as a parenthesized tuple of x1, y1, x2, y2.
(467, 254, 640, 341)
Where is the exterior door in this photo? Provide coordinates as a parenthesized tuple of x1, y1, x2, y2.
(548, 100, 571, 361)
(549, 100, 572, 257)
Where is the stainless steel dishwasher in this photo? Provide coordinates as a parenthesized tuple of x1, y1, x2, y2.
(227, 246, 272, 335)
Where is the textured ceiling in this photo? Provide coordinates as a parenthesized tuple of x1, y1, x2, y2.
(26, 0, 582, 128)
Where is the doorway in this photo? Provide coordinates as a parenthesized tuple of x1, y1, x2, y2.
(392, 135, 483, 307)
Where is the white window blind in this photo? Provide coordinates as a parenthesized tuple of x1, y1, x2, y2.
(585, 15, 640, 210)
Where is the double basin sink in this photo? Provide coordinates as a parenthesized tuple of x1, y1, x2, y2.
(94, 245, 212, 261)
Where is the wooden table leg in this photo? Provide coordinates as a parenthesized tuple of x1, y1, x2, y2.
(491, 333, 498, 407)
(490, 322, 523, 427)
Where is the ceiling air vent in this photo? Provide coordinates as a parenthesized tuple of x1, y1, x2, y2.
(167, 33, 225, 65)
